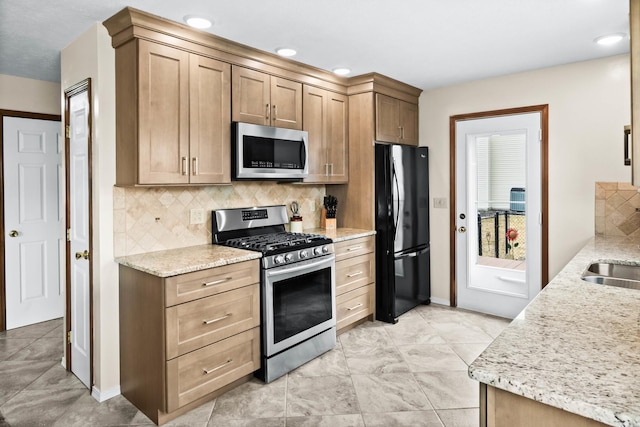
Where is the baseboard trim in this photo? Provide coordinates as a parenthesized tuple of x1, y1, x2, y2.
(430, 297, 451, 306)
(92, 385, 121, 402)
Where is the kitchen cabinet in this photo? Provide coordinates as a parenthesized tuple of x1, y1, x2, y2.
(303, 85, 349, 183)
(481, 385, 607, 427)
(334, 236, 375, 333)
(119, 260, 260, 425)
(232, 66, 303, 130)
(114, 39, 231, 185)
(376, 93, 419, 146)
(631, 0, 640, 185)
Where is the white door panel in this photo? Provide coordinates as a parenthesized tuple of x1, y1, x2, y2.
(4, 117, 63, 330)
(69, 89, 91, 388)
(456, 113, 541, 319)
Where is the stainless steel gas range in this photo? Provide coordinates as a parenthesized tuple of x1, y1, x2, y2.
(212, 205, 336, 383)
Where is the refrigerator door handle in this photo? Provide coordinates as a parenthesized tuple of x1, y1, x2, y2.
(392, 160, 400, 240)
(395, 245, 430, 259)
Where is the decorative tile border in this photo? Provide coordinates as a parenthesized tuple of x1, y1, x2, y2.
(595, 182, 640, 237)
(114, 183, 326, 257)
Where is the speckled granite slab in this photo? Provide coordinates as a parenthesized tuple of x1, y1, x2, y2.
(305, 227, 376, 242)
(469, 236, 640, 427)
(115, 244, 261, 277)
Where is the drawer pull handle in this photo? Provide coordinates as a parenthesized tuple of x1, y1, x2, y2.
(347, 246, 363, 251)
(347, 271, 363, 278)
(203, 277, 232, 287)
(347, 303, 363, 311)
(203, 314, 231, 325)
(203, 358, 233, 375)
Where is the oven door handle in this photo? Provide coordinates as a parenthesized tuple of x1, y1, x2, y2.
(265, 255, 335, 278)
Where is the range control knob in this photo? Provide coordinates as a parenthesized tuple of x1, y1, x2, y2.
(285, 253, 294, 262)
(299, 250, 309, 259)
(322, 245, 329, 253)
(313, 247, 322, 256)
(274, 255, 285, 265)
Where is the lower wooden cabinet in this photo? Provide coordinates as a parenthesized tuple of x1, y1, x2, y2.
(334, 236, 375, 333)
(119, 259, 260, 425)
(481, 384, 608, 427)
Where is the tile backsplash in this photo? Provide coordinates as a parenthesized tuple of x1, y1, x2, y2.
(114, 183, 326, 257)
(595, 182, 640, 237)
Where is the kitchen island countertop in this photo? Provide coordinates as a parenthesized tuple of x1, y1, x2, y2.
(115, 244, 261, 277)
(469, 235, 640, 426)
(304, 227, 376, 242)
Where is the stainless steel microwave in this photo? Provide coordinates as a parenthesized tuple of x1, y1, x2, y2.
(232, 122, 309, 180)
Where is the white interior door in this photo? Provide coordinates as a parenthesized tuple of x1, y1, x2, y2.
(3, 117, 63, 329)
(68, 89, 91, 388)
(455, 113, 541, 319)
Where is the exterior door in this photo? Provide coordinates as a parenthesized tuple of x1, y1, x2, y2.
(3, 116, 63, 329)
(66, 83, 92, 388)
(455, 112, 542, 319)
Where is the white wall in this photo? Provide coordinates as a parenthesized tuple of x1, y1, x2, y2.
(422, 54, 631, 304)
(0, 74, 60, 115)
(61, 23, 118, 401)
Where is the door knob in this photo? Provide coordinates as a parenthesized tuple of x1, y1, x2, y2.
(458, 226, 467, 233)
(9, 230, 19, 238)
(75, 250, 89, 260)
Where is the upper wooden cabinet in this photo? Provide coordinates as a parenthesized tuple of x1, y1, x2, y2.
(375, 93, 419, 146)
(114, 39, 231, 185)
(303, 85, 349, 183)
(631, 0, 640, 185)
(232, 66, 303, 130)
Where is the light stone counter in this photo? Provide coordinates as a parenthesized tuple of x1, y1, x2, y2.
(304, 227, 376, 242)
(115, 244, 261, 277)
(469, 235, 640, 426)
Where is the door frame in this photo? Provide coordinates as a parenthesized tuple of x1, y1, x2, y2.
(64, 78, 93, 384)
(0, 110, 62, 332)
(449, 105, 549, 307)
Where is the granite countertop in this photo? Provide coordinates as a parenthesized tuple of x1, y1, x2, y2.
(469, 235, 640, 426)
(304, 227, 376, 242)
(115, 244, 261, 277)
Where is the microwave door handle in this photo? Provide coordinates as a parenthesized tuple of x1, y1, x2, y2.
(300, 139, 307, 169)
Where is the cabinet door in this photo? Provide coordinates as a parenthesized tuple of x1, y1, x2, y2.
(399, 100, 419, 146)
(189, 56, 231, 184)
(231, 66, 270, 126)
(327, 92, 349, 182)
(303, 85, 329, 182)
(375, 93, 400, 143)
(138, 40, 190, 184)
(271, 76, 303, 129)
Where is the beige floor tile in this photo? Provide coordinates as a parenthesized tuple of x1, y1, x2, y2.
(285, 414, 365, 427)
(351, 373, 432, 413)
(436, 408, 480, 427)
(414, 371, 479, 410)
(287, 375, 360, 417)
(343, 345, 411, 374)
(361, 410, 444, 427)
(397, 344, 468, 372)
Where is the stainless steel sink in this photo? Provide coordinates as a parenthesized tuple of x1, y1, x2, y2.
(581, 262, 640, 290)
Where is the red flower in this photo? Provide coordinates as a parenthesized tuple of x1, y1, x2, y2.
(506, 228, 519, 241)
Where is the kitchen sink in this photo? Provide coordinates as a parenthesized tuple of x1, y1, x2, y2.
(581, 262, 640, 290)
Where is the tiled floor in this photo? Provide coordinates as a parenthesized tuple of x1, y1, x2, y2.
(0, 304, 510, 427)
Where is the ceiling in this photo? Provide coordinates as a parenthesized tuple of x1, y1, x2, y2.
(0, 0, 630, 90)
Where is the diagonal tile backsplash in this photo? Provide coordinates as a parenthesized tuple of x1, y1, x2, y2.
(595, 182, 640, 237)
(114, 183, 326, 257)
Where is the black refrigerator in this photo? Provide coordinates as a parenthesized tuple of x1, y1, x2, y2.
(375, 143, 431, 324)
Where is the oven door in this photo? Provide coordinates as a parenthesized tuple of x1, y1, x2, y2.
(263, 254, 336, 356)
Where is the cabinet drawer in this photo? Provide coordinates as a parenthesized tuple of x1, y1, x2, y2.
(336, 284, 374, 331)
(165, 260, 259, 306)
(334, 236, 374, 262)
(166, 283, 260, 359)
(336, 253, 374, 296)
(166, 327, 260, 412)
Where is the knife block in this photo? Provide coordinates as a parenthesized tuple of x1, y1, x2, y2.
(321, 207, 336, 230)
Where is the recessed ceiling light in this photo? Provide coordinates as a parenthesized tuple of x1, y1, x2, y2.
(184, 15, 212, 29)
(276, 48, 297, 57)
(333, 68, 351, 76)
(594, 33, 626, 46)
